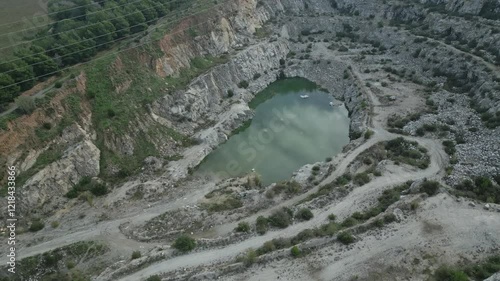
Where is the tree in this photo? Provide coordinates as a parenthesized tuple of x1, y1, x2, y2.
(0, 60, 35, 91)
(15, 95, 36, 114)
(0, 74, 20, 104)
(15, 46, 59, 78)
(172, 235, 196, 252)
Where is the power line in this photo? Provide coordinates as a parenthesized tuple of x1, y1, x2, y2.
(0, 0, 231, 91)
(0, 0, 194, 52)
(0, 0, 202, 66)
(0, 0, 160, 38)
(0, 3, 202, 76)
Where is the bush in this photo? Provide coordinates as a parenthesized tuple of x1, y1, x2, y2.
(421, 180, 440, 196)
(238, 80, 249, 89)
(172, 235, 196, 252)
(328, 214, 337, 221)
(268, 209, 292, 228)
(235, 221, 251, 233)
(295, 208, 314, 221)
(383, 213, 397, 223)
(15, 96, 36, 114)
(51, 221, 59, 228)
(341, 217, 358, 227)
(54, 81, 63, 88)
(253, 73, 261, 80)
(364, 129, 374, 139)
(434, 266, 468, 281)
(243, 249, 257, 267)
(146, 276, 161, 281)
(227, 89, 234, 97)
(337, 231, 355, 245)
(29, 220, 45, 232)
(90, 183, 108, 196)
(290, 246, 301, 257)
(256, 216, 268, 235)
(131, 251, 141, 259)
(354, 173, 370, 185)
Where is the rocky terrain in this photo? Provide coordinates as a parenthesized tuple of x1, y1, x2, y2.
(0, 0, 499, 280)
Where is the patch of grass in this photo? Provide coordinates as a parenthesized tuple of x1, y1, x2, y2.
(202, 195, 243, 213)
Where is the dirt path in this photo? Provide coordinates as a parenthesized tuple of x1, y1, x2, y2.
(116, 78, 448, 280)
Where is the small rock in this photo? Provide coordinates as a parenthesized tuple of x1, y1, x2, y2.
(469, 202, 476, 207)
(484, 204, 490, 210)
(389, 95, 396, 101)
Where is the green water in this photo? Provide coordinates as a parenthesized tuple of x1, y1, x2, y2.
(196, 78, 350, 185)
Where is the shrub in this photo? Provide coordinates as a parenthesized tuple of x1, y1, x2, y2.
(295, 208, 314, 221)
(172, 235, 196, 252)
(253, 73, 261, 80)
(235, 221, 251, 233)
(54, 81, 63, 88)
(29, 220, 45, 232)
(341, 217, 358, 227)
(290, 246, 301, 257)
(416, 127, 425, 136)
(15, 96, 36, 114)
(268, 209, 292, 228)
(256, 216, 268, 235)
(131, 251, 141, 259)
(51, 221, 59, 228)
(383, 213, 397, 223)
(434, 266, 468, 281)
(146, 276, 162, 281)
(42, 122, 52, 130)
(312, 165, 320, 171)
(328, 214, 337, 221)
(90, 183, 108, 196)
(325, 157, 332, 162)
(243, 249, 257, 267)
(337, 231, 355, 245)
(238, 80, 249, 89)
(364, 129, 374, 139)
(421, 180, 440, 196)
(354, 173, 370, 185)
(279, 58, 286, 65)
(227, 89, 234, 97)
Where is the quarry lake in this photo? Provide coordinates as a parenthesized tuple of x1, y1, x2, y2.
(197, 78, 350, 185)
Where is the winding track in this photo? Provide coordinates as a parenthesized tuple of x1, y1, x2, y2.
(2, 65, 448, 280)
(116, 78, 448, 280)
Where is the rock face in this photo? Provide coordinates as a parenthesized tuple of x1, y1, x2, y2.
(19, 140, 100, 214)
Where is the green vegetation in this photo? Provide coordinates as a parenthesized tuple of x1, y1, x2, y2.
(172, 235, 196, 252)
(385, 137, 430, 169)
(337, 231, 355, 245)
(266, 180, 301, 198)
(202, 195, 243, 212)
(29, 219, 45, 232)
(0, 0, 200, 106)
(268, 208, 293, 228)
(15, 241, 107, 280)
(364, 129, 374, 139)
(131, 251, 141, 259)
(454, 176, 500, 204)
(290, 245, 301, 257)
(256, 216, 268, 235)
(66, 177, 108, 199)
(235, 221, 251, 233)
(295, 208, 314, 221)
(353, 172, 371, 185)
(421, 180, 441, 196)
(146, 276, 162, 281)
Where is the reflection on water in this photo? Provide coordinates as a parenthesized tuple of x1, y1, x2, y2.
(196, 78, 350, 185)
